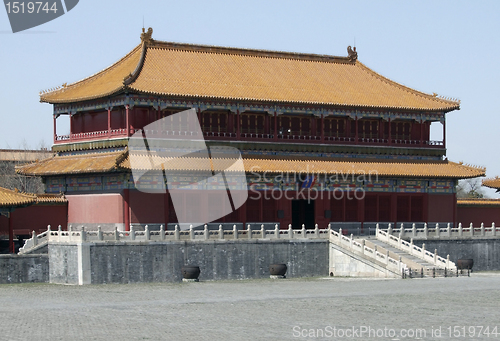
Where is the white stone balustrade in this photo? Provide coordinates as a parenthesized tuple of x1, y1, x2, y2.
(387, 222, 500, 240)
(376, 226, 455, 270)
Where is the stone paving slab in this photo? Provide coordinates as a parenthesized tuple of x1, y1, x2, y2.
(0, 273, 499, 340)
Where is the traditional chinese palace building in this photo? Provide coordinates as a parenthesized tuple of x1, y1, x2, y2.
(18, 28, 485, 231)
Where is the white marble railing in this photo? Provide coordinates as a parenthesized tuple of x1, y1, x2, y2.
(376, 226, 455, 270)
(19, 224, 330, 254)
(385, 222, 499, 240)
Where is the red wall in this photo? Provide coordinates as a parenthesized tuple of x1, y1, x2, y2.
(129, 190, 165, 224)
(67, 193, 124, 225)
(0, 204, 67, 237)
(457, 206, 500, 226)
(427, 193, 456, 223)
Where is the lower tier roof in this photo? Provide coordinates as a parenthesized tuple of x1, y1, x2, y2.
(16, 150, 485, 179)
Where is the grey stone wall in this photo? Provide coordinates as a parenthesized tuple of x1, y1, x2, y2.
(0, 254, 48, 284)
(48, 244, 80, 284)
(413, 239, 500, 271)
(50, 239, 329, 284)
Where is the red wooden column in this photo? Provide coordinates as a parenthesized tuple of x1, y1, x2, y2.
(69, 113, 73, 142)
(358, 195, 365, 229)
(273, 111, 278, 141)
(345, 118, 351, 141)
(8, 211, 14, 253)
(123, 189, 130, 231)
(388, 118, 392, 145)
(320, 114, 324, 142)
(164, 192, 170, 227)
(442, 118, 446, 149)
(236, 109, 241, 140)
(53, 114, 57, 143)
(107, 107, 111, 138)
(390, 193, 397, 224)
(420, 119, 424, 146)
(125, 105, 130, 137)
(354, 117, 359, 143)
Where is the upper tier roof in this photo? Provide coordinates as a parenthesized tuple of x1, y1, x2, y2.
(40, 28, 459, 112)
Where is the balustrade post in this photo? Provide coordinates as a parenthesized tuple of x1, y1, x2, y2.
(288, 224, 293, 239)
(481, 222, 485, 236)
(114, 226, 119, 241)
(190, 225, 195, 240)
(97, 225, 103, 241)
(81, 226, 86, 242)
(458, 223, 463, 237)
(145, 225, 150, 241)
(412, 223, 417, 238)
(234, 225, 238, 240)
(275, 224, 279, 239)
(218, 225, 224, 240)
(261, 225, 265, 239)
(247, 224, 252, 240)
(160, 224, 165, 240)
(32, 230, 37, 246)
(350, 234, 353, 249)
(204, 224, 209, 240)
(435, 223, 440, 238)
(130, 225, 135, 240)
(174, 225, 180, 241)
(388, 224, 393, 236)
(470, 223, 474, 237)
(375, 223, 379, 237)
(301, 224, 306, 238)
(360, 239, 365, 254)
(339, 228, 343, 242)
(493, 222, 497, 237)
(424, 223, 428, 238)
(315, 224, 319, 238)
(447, 254, 450, 268)
(422, 243, 426, 259)
(434, 249, 437, 265)
(447, 223, 451, 237)
(410, 238, 414, 256)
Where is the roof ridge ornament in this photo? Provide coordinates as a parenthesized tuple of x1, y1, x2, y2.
(347, 46, 357, 62)
(141, 27, 153, 45)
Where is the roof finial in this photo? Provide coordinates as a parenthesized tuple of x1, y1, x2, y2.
(141, 27, 153, 45)
(347, 45, 357, 62)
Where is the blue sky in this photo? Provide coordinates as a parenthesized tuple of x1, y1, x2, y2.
(1, 0, 499, 196)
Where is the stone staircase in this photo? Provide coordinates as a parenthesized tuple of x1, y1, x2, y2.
(368, 239, 436, 270)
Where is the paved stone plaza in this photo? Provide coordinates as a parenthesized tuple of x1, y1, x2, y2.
(1, 273, 499, 340)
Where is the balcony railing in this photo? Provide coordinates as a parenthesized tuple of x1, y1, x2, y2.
(55, 128, 445, 149)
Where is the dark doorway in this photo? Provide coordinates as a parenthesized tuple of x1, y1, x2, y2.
(292, 199, 315, 229)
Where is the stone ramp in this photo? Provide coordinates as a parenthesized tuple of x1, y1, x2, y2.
(374, 227, 456, 271)
(368, 238, 435, 269)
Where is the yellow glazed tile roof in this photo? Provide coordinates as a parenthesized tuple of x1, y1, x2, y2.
(18, 150, 485, 179)
(16, 151, 126, 176)
(40, 34, 459, 111)
(482, 177, 500, 190)
(457, 198, 500, 206)
(0, 187, 36, 208)
(35, 193, 67, 204)
(120, 153, 484, 179)
(40, 45, 143, 103)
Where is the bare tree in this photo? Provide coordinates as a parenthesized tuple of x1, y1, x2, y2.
(0, 143, 46, 194)
(456, 178, 486, 199)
